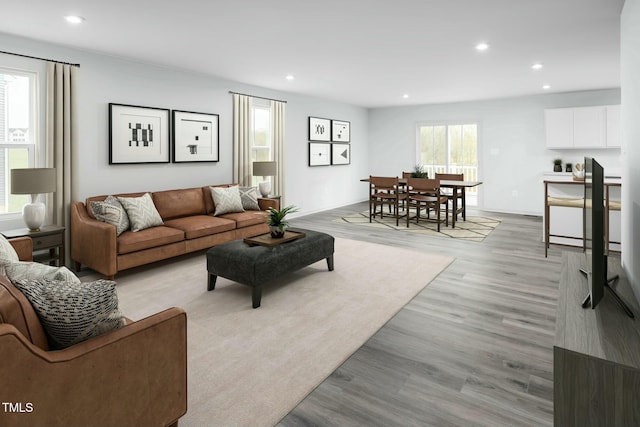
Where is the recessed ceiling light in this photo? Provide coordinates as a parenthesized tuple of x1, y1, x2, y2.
(475, 42, 490, 51)
(402, 94, 409, 99)
(532, 63, 544, 70)
(543, 85, 551, 90)
(285, 74, 294, 81)
(64, 15, 85, 24)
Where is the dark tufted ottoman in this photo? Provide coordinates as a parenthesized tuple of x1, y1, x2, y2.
(206, 229, 334, 308)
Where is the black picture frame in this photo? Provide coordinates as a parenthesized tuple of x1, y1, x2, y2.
(331, 120, 350, 142)
(309, 142, 331, 166)
(309, 116, 331, 141)
(172, 110, 220, 163)
(331, 143, 351, 165)
(109, 103, 170, 164)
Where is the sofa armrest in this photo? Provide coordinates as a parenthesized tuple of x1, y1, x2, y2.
(0, 307, 187, 427)
(71, 201, 118, 278)
(9, 237, 33, 262)
(258, 197, 280, 211)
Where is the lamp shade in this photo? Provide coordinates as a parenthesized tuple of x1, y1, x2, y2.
(11, 168, 57, 195)
(252, 161, 277, 177)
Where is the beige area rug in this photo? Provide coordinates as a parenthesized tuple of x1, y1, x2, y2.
(337, 209, 501, 242)
(84, 237, 453, 427)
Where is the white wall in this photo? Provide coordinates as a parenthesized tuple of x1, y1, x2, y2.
(369, 90, 621, 215)
(0, 32, 368, 219)
(621, 0, 640, 299)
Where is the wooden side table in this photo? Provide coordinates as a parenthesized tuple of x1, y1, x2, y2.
(2, 225, 65, 266)
(258, 195, 281, 211)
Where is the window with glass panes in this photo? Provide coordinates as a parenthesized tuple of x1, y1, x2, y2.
(251, 100, 272, 187)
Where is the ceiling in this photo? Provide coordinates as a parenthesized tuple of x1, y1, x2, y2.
(0, 0, 625, 108)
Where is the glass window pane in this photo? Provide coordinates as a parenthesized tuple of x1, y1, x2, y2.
(1, 73, 31, 143)
(1, 147, 30, 213)
(433, 126, 447, 172)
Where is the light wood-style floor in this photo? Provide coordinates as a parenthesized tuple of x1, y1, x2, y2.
(278, 202, 566, 427)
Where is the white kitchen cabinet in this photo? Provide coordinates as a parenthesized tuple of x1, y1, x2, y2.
(545, 105, 620, 149)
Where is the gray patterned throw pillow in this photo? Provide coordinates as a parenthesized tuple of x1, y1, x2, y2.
(13, 278, 126, 350)
(90, 195, 130, 236)
(117, 193, 164, 232)
(239, 186, 261, 211)
(5, 261, 81, 284)
(210, 186, 245, 216)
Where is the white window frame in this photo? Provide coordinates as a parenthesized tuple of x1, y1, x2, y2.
(250, 99, 273, 187)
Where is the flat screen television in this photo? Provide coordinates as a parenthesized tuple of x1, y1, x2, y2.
(581, 157, 634, 317)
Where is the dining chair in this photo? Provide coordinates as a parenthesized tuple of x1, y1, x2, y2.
(406, 178, 449, 231)
(435, 173, 464, 222)
(369, 176, 406, 226)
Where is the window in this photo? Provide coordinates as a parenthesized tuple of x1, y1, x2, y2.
(250, 100, 272, 186)
(417, 123, 479, 205)
(1, 68, 37, 214)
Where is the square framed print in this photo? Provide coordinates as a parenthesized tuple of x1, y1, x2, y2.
(109, 103, 170, 164)
(172, 110, 219, 163)
(309, 116, 331, 141)
(331, 120, 350, 142)
(331, 143, 351, 165)
(309, 143, 331, 166)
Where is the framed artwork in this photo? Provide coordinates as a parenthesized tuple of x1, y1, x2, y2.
(309, 143, 331, 166)
(308, 116, 331, 141)
(331, 143, 351, 165)
(331, 120, 350, 142)
(172, 110, 219, 163)
(109, 103, 170, 164)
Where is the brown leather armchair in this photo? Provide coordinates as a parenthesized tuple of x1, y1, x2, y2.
(0, 237, 187, 427)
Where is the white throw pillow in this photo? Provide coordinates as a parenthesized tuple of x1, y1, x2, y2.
(5, 261, 81, 284)
(117, 193, 164, 232)
(210, 186, 245, 216)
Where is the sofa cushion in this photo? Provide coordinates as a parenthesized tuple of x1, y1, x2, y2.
(90, 195, 130, 236)
(118, 193, 164, 232)
(219, 210, 268, 229)
(210, 186, 244, 216)
(163, 215, 236, 240)
(152, 187, 206, 220)
(117, 226, 185, 255)
(4, 261, 81, 284)
(0, 277, 50, 350)
(239, 186, 261, 211)
(13, 278, 126, 350)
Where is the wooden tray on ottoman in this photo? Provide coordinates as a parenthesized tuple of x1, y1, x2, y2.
(243, 230, 306, 247)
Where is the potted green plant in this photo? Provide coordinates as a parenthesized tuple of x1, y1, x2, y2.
(267, 205, 299, 238)
(410, 164, 428, 178)
(553, 159, 563, 172)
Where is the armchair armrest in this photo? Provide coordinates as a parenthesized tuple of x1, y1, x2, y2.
(9, 237, 33, 262)
(70, 201, 118, 277)
(0, 307, 187, 427)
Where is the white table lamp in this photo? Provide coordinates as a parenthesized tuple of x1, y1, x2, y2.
(252, 161, 277, 197)
(10, 168, 57, 231)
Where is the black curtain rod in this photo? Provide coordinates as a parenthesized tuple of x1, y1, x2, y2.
(228, 91, 287, 104)
(0, 50, 80, 68)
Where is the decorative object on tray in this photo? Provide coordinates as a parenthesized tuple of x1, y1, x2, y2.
(331, 120, 350, 142)
(172, 110, 219, 163)
(410, 164, 428, 178)
(253, 161, 278, 197)
(573, 163, 585, 181)
(309, 143, 331, 166)
(331, 143, 351, 165)
(553, 158, 563, 172)
(243, 230, 306, 247)
(109, 103, 170, 164)
(565, 162, 573, 173)
(308, 117, 331, 141)
(267, 205, 299, 238)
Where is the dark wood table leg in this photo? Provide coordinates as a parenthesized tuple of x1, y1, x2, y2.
(452, 191, 457, 228)
(252, 286, 263, 308)
(208, 274, 217, 291)
(326, 255, 334, 271)
(462, 187, 466, 221)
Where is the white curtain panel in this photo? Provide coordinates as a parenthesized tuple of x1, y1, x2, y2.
(46, 62, 77, 266)
(232, 94, 254, 186)
(271, 100, 286, 205)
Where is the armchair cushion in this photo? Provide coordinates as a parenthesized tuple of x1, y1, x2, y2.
(118, 193, 164, 232)
(4, 261, 81, 284)
(13, 278, 125, 350)
(90, 195, 130, 236)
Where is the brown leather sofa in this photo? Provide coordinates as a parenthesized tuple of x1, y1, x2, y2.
(0, 237, 187, 427)
(71, 184, 278, 278)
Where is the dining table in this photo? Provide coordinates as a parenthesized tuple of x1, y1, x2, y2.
(361, 177, 483, 228)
